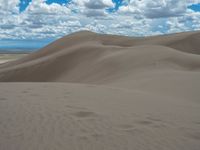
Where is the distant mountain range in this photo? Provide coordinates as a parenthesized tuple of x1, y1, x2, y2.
(0, 48, 35, 54)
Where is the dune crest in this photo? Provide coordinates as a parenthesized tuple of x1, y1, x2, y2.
(0, 31, 200, 82)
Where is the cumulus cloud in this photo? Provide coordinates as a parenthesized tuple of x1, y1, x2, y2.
(85, 0, 114, 9)
(74, 0, 114, 8)
(0, 0, 20, 14)
(0, 0, 200, 41)
(73, 0, 114, 17)
(119, 0, 187, 18)
(84, 9, 106, 17)
(187, 0, 200, 5)
(25, 0, 71, 15)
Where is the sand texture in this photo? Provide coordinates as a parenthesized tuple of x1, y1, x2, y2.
(0, 31, 200, 150)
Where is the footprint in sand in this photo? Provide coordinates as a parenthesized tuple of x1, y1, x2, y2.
(136, 120, 153, 125)
(146, 116, 162, 122)
(22, 90, 29, 94)
(118, 124, 135, 129)
(186, 132, 200, 141)
(0, 97, 7, 101)
(194, 121, 200, 125)
(136, 116, 167, 129)
(72, 111, 97, 118)
(117, 124, 143, 135)
(65, 105, 87, 110)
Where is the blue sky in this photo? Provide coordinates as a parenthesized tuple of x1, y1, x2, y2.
(19, 0, 72, 12)
(0, 0, 200, 50)
(188, 3, 200, 12)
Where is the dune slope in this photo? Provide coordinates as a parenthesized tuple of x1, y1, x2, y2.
(0, 31, 200, 83)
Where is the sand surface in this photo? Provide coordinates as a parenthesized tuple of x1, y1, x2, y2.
(0, 31, 200, 150)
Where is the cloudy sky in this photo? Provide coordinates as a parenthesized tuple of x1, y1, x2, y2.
(0, 0, 200, 50)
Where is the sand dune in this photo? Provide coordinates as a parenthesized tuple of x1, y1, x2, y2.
(0, 31, 200, 82)
(0, 31, 200, 150)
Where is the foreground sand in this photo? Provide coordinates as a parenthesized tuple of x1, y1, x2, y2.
(0, 31, 200, 150)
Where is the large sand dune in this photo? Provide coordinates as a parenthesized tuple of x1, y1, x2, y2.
(0, 31, 200, 150)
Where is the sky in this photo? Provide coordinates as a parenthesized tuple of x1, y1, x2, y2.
(0, 0, 200, 50)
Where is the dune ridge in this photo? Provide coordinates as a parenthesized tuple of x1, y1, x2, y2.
(0, 31, 200, 82)
(0, 31, 200, 150)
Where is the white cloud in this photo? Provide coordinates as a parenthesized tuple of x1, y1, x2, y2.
(74, 0, 114, 8)
(119, 0, 187, 18)
(0, 0, 200, 41)
(72, 0, 114, 17)
(25, 0, 71, 15)
(0, 0, 20, 14)
(187, 0, 200, 5)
